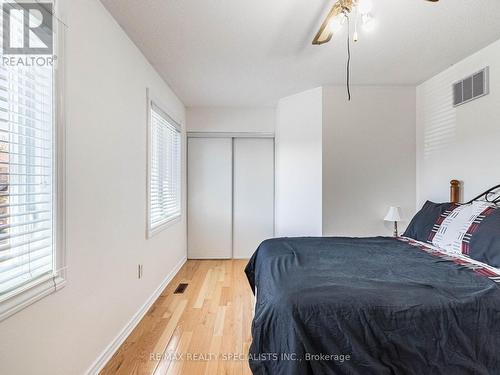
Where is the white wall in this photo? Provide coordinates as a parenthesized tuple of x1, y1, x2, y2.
(275, 88, 323, 237)
(417, 39, 500, 206)
(322, 87, 416, 237)
(0, 1, 187, 374)
(187, 107, 275, 133)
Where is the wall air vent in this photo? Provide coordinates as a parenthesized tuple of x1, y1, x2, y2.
(453, 67, 489, 107)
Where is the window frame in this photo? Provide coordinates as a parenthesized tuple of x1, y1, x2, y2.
(146, 89, 182, 238)
(0, 0, 66, 322)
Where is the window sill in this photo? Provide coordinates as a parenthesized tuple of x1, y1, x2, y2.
(0, 273, 66, 322)
(147, 215, 182, 239)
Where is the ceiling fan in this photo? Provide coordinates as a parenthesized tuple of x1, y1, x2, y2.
(312, 0, 439, 45)
(313, 0, 439, 101)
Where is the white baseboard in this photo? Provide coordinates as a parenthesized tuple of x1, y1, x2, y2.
(85, 256, 187, 375)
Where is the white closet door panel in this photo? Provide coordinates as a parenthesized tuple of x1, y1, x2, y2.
(233, 138, 275, 258)
(188, 138, 232, 259)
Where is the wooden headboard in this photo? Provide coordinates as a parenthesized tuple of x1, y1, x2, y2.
(450, 180, 461, 203)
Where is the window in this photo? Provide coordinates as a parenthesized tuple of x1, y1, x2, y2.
(148, 101, 181, 236)
(0, 2, 65, 321)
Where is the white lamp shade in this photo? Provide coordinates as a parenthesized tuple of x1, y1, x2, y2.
(384, 206, 402, 222)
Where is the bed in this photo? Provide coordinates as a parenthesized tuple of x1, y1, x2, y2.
(245, 181, 500, 375)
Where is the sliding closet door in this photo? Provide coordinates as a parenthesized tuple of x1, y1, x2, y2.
(233, 138, 275, 258)
(188, 138, 233, 259)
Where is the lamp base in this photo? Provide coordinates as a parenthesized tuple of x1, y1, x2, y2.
(393, 222, 399, 237)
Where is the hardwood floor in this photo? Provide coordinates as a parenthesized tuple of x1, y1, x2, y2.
(100, 260, 255, 375)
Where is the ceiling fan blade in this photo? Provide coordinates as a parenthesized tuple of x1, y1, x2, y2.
(312, 0, 355, 45)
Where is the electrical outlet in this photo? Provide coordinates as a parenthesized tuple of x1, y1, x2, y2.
(138, 264, 143, 279)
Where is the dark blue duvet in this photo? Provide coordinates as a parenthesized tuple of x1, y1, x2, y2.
(245, 237, 500, 375)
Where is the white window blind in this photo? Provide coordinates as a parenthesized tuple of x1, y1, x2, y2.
(149, 102, 181, 234)
(0, 11, 56, 302)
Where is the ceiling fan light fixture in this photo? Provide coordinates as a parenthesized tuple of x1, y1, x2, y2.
(361, 12, 375, 32)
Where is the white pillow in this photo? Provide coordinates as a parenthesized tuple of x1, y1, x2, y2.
(432, 201, 493, 255)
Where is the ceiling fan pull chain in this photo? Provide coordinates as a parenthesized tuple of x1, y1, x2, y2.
(346, 14, 352, 101)
(353, 5, 359, 42)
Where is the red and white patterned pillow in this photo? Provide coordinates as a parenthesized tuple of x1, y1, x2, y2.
(429, 201, 496, 256)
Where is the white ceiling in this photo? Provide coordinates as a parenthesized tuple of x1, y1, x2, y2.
(100, 0, 500, 107)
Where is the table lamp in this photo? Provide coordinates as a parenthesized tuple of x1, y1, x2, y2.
(384, 206, 402, 237)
